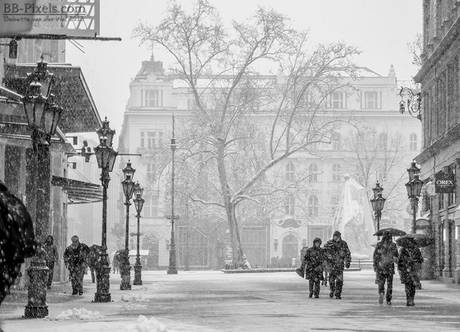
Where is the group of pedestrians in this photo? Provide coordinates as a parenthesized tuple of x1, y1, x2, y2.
(298, 231, 351, 299)
(298, 230, 424, 307)
(374, 231, 423, 306)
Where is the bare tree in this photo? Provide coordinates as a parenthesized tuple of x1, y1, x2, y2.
(133, 0, 360, 267)
(342, 127, 409, 226)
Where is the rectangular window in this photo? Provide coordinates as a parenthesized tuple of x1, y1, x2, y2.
(140, 131, 163, 149)
(328, 91, 345, 109)
(362, 91, 381, 109)
(143, 193, 159, 218)
(142, 89, 163, 107)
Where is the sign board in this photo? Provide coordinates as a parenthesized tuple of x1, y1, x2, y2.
(0, 0, 100, 37)
(435, 172, 455, 193)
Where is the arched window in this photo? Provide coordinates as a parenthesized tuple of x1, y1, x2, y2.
(332, 163, 341, 182)
(330, 196, 339, 216)
(286, 162, 295, 181)
(309, 163, 318, 182)
(308, 195, 319, 217)
(332, 132, 341, 151)
(409, 133, 418, 151)
(284, 195, 295, 215)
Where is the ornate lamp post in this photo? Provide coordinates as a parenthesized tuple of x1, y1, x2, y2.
(23, 58, 62, 319)
(399, 86, 422, 121)
(370, 181, 386, 240)
(94, 117, 118, 303)
(405, 161, 423, 234)
(120, 161, 136, 290)
(167, 115, 179, 275)
(133, 182, 145, 285)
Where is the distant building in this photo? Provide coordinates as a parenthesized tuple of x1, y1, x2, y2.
(118, 57, 420, 269)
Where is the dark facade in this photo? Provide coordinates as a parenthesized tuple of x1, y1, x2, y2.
(414, 1, 460, 283)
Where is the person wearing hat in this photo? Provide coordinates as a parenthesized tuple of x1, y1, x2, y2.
(304, 238, 324, 298)
(397, 237, 423, 306)
(373, 231, 399, 305)
(323, 231, 351, 299)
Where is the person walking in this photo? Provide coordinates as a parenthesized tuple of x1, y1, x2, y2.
(323, 231, 351, 300)
(43, 235, 58, 289)
(373, 231, 398, 305)
(398, 238, 423, 306)
(64, 235, 89, 295)
(304, 238, 324, 298)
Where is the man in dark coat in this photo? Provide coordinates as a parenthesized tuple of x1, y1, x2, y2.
(323, 231, 351, 299)
(373, 231, 398, 305)
(398, 238, 423, 306)
(44, 235, 58, 289)
(64, 235, 89, 295)
(304, 238, 324, 298)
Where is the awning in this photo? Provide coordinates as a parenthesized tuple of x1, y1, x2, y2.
(51, 175, 103, 205)
(2, 63, 101, 133)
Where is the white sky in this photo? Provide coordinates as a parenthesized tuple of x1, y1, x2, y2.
(65, 0, 422, 138)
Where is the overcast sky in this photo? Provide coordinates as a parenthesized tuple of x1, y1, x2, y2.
(65, 0, 422, 142)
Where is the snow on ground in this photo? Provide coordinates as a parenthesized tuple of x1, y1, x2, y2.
(47, 308, 106, 321)
(123, 315, 173, 332)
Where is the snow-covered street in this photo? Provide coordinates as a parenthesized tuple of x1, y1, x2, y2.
(2, 269, 460, 331)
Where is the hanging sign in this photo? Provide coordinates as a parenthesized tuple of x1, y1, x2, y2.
(435, 172, 455, 193)
(0, 0, 100, 37)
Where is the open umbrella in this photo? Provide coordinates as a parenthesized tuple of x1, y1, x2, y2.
(373, 228, 407, 237)
(396, 234, 434, 248)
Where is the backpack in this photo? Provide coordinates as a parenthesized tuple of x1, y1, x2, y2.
(0, 183, 36, 304)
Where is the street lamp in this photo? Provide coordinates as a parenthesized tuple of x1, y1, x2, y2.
(120, 160, 136, 290)
(93, 117, 118, 303)
(370, 181, 386, 240)
(399, 86, 422, 121)
(405, 161, 423, 234)
(133, 182, 145, 285)
(23, 59, 62, 319)
(167, 115, 179, 275)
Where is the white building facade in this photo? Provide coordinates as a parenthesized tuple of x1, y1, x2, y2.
(117, 58, 421, 269)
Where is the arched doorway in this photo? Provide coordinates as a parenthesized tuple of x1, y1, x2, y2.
(282, 233, 298, 263)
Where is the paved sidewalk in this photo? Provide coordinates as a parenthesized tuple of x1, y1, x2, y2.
(2, 270, 460, 331)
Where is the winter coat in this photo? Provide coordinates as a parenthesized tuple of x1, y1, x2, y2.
(304, 246, 324, 280)
(44, 242, 58, 265)
(64, 243, 89, 270)
(323, 239, 351, 273)
(373, 239, 398, 275)
(397, 246, 423, 284)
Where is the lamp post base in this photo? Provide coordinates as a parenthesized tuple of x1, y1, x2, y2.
(120, 263, 132, 290)
(133, 259, 142, 285)
(94, 257, 111, 303)
(24, 247, 49, 318)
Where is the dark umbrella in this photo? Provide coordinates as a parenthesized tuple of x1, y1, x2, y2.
(0, 181, 36, 304)
(373, 228, 407, 237)
(396, 234, 434, 248)
(0, 182, 36, 259)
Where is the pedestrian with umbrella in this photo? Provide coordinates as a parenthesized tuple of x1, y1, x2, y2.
(396, 235, 425, 306)
(372, 230, 399, 305)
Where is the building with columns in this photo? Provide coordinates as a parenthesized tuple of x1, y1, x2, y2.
(117, 57, 421, 270)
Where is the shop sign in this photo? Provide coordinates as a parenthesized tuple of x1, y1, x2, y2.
(435, 172, 455, 193)
(0, 0, 100, 37)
